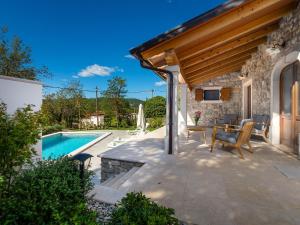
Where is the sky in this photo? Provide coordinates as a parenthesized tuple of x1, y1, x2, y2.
(0, 0, 224, 100)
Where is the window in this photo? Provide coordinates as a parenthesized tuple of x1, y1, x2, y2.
(203, 89, 220, 100)
(195, 87, 231, 102)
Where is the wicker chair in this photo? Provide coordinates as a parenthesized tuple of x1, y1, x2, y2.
(211, 119, 254, 159)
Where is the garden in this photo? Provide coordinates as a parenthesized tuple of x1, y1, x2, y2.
(0, 103, 177, 225)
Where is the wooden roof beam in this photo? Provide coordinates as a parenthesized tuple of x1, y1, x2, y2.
(190, 63, 244, 85)
(141, 0, 296, 59)
(184, 47, 257, 75)
(181, 34, 267, 69)
(185, 53, 251, 80)
(187, 56, 249, 82)
(177, 5, 292, 60)
(163, 49, 191, 87)
(181, 25, 276, 65)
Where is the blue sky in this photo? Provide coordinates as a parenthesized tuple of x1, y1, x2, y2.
(1, 0, 224, 100)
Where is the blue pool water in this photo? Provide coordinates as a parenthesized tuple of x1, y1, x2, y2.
(42, 133, 103, 159)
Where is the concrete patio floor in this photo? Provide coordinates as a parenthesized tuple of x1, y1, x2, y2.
(99, 127, 300, 225)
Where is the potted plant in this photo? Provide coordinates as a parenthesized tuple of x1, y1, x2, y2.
(194, 111, 201, 126)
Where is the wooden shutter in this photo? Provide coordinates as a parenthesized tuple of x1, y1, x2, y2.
(220, 87, 231, 101)
(195, 88, 203, 101)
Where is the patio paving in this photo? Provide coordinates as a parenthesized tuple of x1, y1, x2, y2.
(99, 127, 300, 225)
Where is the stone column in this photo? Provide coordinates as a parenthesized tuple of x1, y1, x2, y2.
(165, 65, 179, 154)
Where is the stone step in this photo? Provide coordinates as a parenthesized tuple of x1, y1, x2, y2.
(89, 185, 127, 204)
(111, 167, 140, 189)
(101, 172, 126, 187)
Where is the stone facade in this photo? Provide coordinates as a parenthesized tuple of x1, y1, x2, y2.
(101, 157, 143, 182)
(187, 3, 300, 121)
(187, 72, 242, 124)
(241, 3, 300, 116)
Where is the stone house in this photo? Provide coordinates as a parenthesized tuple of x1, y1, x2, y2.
(130, 0, 300, 155)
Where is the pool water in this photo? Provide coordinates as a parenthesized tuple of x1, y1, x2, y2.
(42, 133, 102, 159)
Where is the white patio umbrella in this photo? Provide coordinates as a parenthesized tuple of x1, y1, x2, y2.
(136, 104, 146, 131)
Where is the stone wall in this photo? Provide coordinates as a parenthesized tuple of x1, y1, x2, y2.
(187, 72, 242, 124)
(241, 3, 300, 116)
(101, 157, 143, 182)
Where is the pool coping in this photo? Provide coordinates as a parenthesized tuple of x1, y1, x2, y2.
(42, 131, 112, 159)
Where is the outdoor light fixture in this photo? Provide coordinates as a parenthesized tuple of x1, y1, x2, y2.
(239, 71, 248, 79)
(271, 39, 286, 50)
(72, 153, 93, 181)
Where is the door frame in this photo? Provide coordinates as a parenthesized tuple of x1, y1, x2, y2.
(242, 79, 252, 119)
(270, 51, 300, 145)
(279, 63, 297, 149)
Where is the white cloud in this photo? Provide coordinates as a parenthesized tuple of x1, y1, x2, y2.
(155, 81, 167, 86)
(124, 54, 135, 59)
(78, 64, 116, 77)
(72, 75, 79, 79)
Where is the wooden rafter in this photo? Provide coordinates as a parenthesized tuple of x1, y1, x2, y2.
(177, 5, 291, 61)
(133, 0, 298, 87)
(186, 53, 251, 80)
(180, 25, 273, 68)
(181, 38, 263, 70)
(184, 48, 257, 75)
(190, 62, 245, 85)
(141, 0, 296, 59)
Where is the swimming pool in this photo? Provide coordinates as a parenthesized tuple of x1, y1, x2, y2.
(42, 132, 110, 160)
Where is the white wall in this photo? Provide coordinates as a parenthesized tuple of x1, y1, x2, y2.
(82, 115, 105, 126)
(0, 75, 43, 160)
(0, 75, 42, 114)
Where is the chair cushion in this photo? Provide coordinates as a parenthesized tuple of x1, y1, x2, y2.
(252, 114, 270, 130)
(216, 119, 225, 124)
(223, 114, 238, 124)
(216, 130, 238, 144)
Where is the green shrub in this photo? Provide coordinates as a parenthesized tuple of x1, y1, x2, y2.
(42, 124, 64, 135)
(148, 117, 164, 129)
(110, 192, 179, 225)
(144, 96, 166, 118)
(0, 103, 40, 197)
(0, 158, 97, 225)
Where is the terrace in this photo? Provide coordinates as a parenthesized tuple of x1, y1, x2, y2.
(91, 1, 300, 223)
(95, 128, 300, 224)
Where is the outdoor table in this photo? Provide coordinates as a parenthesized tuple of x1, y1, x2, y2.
(187, 125, 213, 144)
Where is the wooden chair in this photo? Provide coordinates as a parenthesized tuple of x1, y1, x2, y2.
(211, 119, 254, 159)
(252, 114, 270, 143)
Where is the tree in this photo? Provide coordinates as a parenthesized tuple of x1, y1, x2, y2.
(144, 96, 166, 118)
(103, 76, 128, 127)
(41, 80, 86, 128)
(0, 103, 40, 197)
(0, 27, 50, 80)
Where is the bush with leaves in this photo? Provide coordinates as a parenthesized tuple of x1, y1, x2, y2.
(148, 117, 165, 130)
(144, 96, 166, 118)
(0, 103, 40, 197)
(42, 124, 64, 135)
(110, 192, 179, 225)
(0, 157, 97, 225)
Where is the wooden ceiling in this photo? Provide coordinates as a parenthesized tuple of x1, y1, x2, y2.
(139, 0, 298, 87)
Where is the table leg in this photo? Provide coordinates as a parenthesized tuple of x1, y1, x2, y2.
(204, 131, 206, 144)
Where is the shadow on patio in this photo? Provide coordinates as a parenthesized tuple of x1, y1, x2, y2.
(100, 128, 300, 225)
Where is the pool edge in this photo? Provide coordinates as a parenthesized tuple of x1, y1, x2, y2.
(66, 132, 112, 157)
